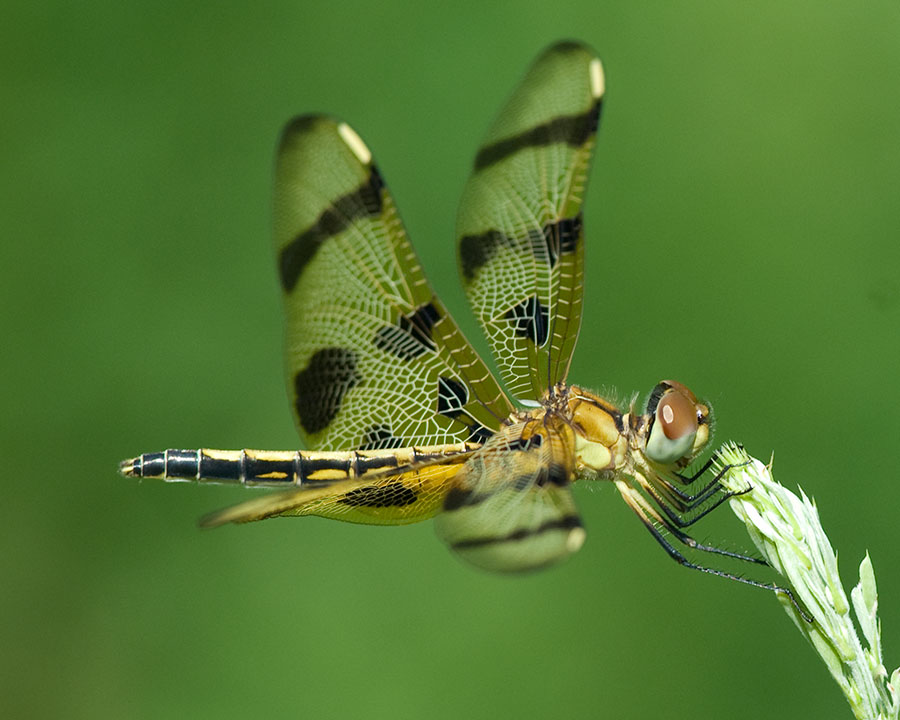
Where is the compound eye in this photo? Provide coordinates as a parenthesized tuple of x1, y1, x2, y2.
(657, 390, 699, 440)
(644, 382, 708, 466)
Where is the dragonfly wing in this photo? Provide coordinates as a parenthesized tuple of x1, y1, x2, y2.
(201, 458, 469, 528)
(456, 41, 604, 402)
(434, 417, 584, 572)
(275, 116, 513, 451)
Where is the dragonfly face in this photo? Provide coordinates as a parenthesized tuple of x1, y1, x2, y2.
(122, 41, 738, 577)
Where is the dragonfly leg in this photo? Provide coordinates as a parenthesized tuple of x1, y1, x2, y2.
(614, 479, 812, 622)
(673, 453, 719, 484)
(632, 470, 753, 530)
(649, 471, 735, 513)
(652, 451, 752, 512)
(673, 448, 750, 487)
(625, 475, 763, 563)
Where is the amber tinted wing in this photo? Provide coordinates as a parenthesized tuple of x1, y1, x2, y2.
(456, 42, 604, 402)
(275, 116, 514, 451)
(200, 456, 471, 528)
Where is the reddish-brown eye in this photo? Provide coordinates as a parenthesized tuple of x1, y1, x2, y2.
(657, 390, 699, 440)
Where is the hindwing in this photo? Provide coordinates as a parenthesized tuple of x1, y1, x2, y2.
(434, 415, 584, 572)
(200, 457, 471, 528)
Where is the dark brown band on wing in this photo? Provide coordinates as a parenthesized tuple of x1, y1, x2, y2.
(504, 295, 549, 346)
(279, 167, 385, 292)
(372, 301, 441, 361)
(459, 214, 582, 283)
(473, 100, 601, 171)
(337, 483, 418, 508)
(293, 347, 360, 435)
(451, 514, 582, 550)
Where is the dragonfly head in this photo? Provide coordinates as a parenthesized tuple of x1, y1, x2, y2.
(642, 380, 710, 467)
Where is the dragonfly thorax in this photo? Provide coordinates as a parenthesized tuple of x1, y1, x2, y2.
(564, 385, 629, 474)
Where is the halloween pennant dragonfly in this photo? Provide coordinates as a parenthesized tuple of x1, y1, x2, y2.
(121, 42, 770, 583)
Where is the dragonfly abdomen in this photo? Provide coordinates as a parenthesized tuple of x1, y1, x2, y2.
(119, 444, 477, 488)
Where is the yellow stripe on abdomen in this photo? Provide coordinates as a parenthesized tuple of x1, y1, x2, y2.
(119, 443, 479, 488)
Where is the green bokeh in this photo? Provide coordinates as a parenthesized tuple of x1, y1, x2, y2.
(3, 1, 899, 718)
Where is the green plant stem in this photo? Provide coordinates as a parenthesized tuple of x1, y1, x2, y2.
(713, 443, 898, 720)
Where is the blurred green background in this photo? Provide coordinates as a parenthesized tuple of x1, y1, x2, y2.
(3, 1, 899, 718)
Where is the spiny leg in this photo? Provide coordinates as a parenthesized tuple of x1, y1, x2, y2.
(673, 453, 720, 484)
(622, 477, 763, 564)
(648, 454, 753, 512)
(673, 448, 750, 486)
(650, 470, 737, 514)
(656, 457, 747, 507)
(614, 479, 812, 622)
(633, 470, 755, 531)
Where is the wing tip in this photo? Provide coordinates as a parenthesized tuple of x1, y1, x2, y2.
(198, 509, 232, 529)
(198, 500, 268, 529)
(336, 122, 373, 165)
(589, 57, 605, 99)
(198, 487, 310, 529)
(277, 114, 338, 152)
(567, 525, 587, 553)
(544, 39, 593, 55)
(539, 40, 604, 98)
(277, 115, 374, 168)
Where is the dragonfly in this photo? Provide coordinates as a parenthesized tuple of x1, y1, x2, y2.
(121, 41, 786, 595)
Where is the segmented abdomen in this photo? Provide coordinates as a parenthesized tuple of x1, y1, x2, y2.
(119, 444, 477, 487)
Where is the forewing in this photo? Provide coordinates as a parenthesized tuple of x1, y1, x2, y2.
(433, 416, 584, 572)
(200, 459, 467, 528)
(275, 116, 513, 450)
(456, 41, 604, 402)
